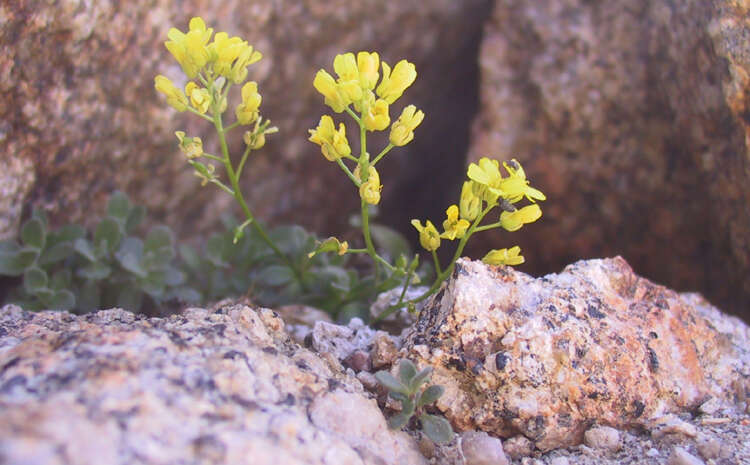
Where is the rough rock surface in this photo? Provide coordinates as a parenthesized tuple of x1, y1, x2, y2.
(468, 0, 750, 320)
(1, 0, 489, 241)
(0, 304, 427, 465)
(400, 257, 749, 451)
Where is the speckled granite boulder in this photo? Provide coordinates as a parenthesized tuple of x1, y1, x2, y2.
(1, 0, 489, 241)
(468, 0, 750, 320)
(400, 258, 750, 451)
(0, 304, 427, 465)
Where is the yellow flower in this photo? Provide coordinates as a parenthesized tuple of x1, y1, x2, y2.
(313, 70, 350, 113)
(155, 75, 188, 111)
(498, 159, 546, 203)
(235, 81, 261, 125)
(357, 51, 380, 90)
(334, 52, 359, 82)
(192, 161, 216, 186)
(164, 17, 213, 78)
(175, 131, 203, 159)
(411, 219, 441, 252)
(208, 32, 247, 77)
(459, 181, 482, 221)
(308, 115, 351, 161)
(230, 44, 262, 84)
(355, 165, 382, 205)
(499, 204, 542, 232)
(376, 59, 417, 104)
(441, 205, 470, 240)
(482, 246, 524, 266)
(389, 105, 424, 146)
(185, 82, 210, 114)
(363, 98, 390, 131)
(468, 157, 546, 205)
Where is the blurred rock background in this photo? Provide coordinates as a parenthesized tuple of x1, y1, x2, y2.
(1, 0, 748, 321)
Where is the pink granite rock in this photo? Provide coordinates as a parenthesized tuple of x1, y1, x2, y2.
(0, 304, 427, 465)
(401, 257, 749, 451)
(468, 0, 750, 321)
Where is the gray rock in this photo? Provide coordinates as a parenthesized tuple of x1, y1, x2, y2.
(0, 304, 427, 465)
(668, 447, 705, 465)
(460, 431, 509, 465)
(583, 426, 621, 452)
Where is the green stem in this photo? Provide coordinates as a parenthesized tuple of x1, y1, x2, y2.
(371, 143, 394, 166)
(373, 204, 496, 324)
(199, 153, 225, 163)
(211, 102, 303, 284)
(336, 158, 360, 185)
(432, 249, 442, 276)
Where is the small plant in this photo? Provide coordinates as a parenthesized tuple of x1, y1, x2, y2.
(0, 192, 194, 313)
(375, 359, 453, 444)
(307, 52, 546, 322)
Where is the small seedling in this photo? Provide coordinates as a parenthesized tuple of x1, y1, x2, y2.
(375, 359, 454, 443)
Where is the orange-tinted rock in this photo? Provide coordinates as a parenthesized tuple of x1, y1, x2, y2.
(468, 0, 750, 320)
(402, 258, 748, 451)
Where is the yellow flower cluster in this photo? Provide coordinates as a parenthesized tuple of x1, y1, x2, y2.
(309, 51, 424, 208)
(154, 16, 263, 126)
(411, 157, 545, 266)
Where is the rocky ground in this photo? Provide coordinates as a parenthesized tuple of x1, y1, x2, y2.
(0, 258, 748, 465)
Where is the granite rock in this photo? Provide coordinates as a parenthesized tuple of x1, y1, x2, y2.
(1, 0, 490, 242)
(0, 304, 427, 465)
(468, 0, 750, 320)
(400, 257, 749, 451)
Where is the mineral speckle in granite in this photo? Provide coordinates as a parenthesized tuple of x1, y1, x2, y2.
(0, 304, 427, 465)
(400, 257, 749, 452)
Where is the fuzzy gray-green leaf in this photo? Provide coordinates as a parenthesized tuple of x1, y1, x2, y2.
(23, 267, 48, 293)
(386, 412, 410, 430)
(374, 370, 409, 395)
(398, 359, 418, 385)
(107, 191, 131, 220)
(417, 385, 444, 407)
(21, 217, 46, 250)
(420, 414, 454, 444)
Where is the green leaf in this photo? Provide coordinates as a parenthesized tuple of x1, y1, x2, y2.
(179, 244, 202, 271)
(170, 286, 202, 303)
(52, 224, 86, 243)
(370, 224, 411, 261)
(49, 269, 72, 290)
(94, 217, 122, 253)
(270, 225, 311, 257)
(205, 234, 230, 267)
(116, 286, 143, 311)
(409, 366, 433, 392)
(77, 280, 101, 312)
(387, 412, 410, 430)
(115, 237, 146, 277)
(417, 385, 444, 407)
(140, 270, 166, 298)
(41, 290, 75, 311)
(419, 414, 453, 444)
(388, 391, 409, 403)
(38, 241, 74, 266)
(257, 265, 295, 287)
(163, 265, 185, 286)
(401, 397, 415, 417)
(23, 267, 48, 293)
(21, 217, 46, 250)
(143, 226, 175, 268)
(73, 238, 96, 262)
(398, 359, 418, 385)
(374, 370, 409, 395)
(77, 262, 112, 280)
(107, 191, 131, 220)
(125, 205, 146, 234)
(0, 244, 38, 276)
